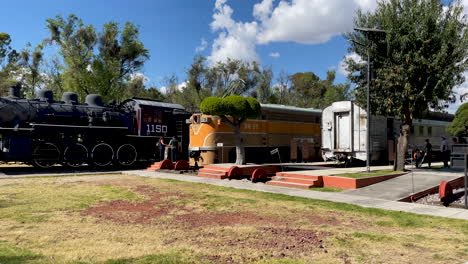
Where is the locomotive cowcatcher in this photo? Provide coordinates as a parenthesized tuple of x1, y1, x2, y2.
(0, 84, 189, 168)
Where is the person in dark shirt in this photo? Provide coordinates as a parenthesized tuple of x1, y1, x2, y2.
(168, 136, 179, 161)
(157, 137, 166, 161)
(424, 139, 432, 168)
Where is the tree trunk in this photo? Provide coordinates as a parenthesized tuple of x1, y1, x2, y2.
(234, 124, 245, 165)
(394, 110, 412, 171)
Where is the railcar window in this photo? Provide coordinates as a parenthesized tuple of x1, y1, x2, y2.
(427, 126, 432, 136)
(418, 126, 424, 136)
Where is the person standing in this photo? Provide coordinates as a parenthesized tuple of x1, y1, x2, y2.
(440, 136, 449, 167)
(168, 136, 179, 161)
(157, 137, 166, 161)
(424, 139, 432, 168)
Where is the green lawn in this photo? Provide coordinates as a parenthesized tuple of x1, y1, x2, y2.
(0, 174, 465, 264)
(334, 169, 405, 178)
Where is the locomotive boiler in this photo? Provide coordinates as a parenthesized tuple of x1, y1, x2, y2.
(0, 85, 189, 168)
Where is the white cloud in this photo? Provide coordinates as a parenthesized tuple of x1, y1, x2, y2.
(159, 81, 189, 95)
(178, 81, 188, 90)
(208, 0, 259, 66)
(269, 52, 280, 58)
(130, 72, 150, 82)
(207, 0, 379, 65)
(463, 0, 468, 16)
(195, 38, 208, 52)
(447, 72, 468, 114)
(338, 52, 364, 76)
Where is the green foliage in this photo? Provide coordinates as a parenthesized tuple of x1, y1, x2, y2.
(281, 70, 351, 109)
(346, 0, 468, 120)
(199, 96, 225, 115)
(447, 103, 468, 136)
(45, 14, 149, 102)
(200, 96, 261, 119)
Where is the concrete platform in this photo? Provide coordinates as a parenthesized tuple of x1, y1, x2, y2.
(344, 168, 464, 200)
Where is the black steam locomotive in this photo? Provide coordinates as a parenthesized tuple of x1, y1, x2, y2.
(0, 85, 189, 168)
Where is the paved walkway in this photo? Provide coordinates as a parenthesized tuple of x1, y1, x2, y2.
(124, 169, 468, 221)
(344, 168, 463, 200)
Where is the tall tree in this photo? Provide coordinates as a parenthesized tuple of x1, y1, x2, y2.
(45, 15, 149, 102)
(0, 33, 19, 95)
(200, 96, 261, 165)
(345, 0, 468, 170)
(16, 43, 45, 98)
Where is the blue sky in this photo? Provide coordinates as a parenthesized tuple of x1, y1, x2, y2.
(1, 0, 467, 112)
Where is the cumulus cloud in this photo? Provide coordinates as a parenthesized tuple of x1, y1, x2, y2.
(207, 0, 379, 65)
(159, 81, 189, 95)
(338, 52, 364, 76)
(195, 38, 208, 52)
(130, 72, 150, 82)
(447, 72, 468, 114)
(208, 0, 259, 65)
(269, 52, 280, 58)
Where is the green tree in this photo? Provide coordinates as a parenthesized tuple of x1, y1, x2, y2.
(345, 0, 468, 170)
(200, 96, 261, 165)
(288, 70, 350, 109)
(45, 15, 149, 102)
(16, 43, 45, 98)
(0, 33, 19, 95)
(447, 103, 468, 137)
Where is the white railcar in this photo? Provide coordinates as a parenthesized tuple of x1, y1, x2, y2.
(321, 101, 453, 163)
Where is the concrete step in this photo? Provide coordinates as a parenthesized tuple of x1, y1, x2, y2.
(198, 168, 228, 176)
(275, 172, 320, 180)
(271, 176, 318, 185)
(266, 180, 313, 189)
(197, 172, 228, 179)
(203, 165, 231, 172)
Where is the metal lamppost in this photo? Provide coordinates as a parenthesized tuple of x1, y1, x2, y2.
(353, 27, 386, 172)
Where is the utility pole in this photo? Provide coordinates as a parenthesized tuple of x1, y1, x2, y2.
(353, 27, 386, 172)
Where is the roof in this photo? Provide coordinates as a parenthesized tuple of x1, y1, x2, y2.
(123, 98, 185, 110)
(261, 103, 322, 114)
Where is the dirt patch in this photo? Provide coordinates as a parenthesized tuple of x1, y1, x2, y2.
(173, 211, 286, 229)
(81, 185, 191, 225)
(201, 227, 332, 263)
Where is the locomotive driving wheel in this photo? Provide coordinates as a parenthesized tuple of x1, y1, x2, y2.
(63, 143, 88, 167)
(32, 142, 60, 168)
(116, 144, 137, 166)
(91, 143, 114, 167)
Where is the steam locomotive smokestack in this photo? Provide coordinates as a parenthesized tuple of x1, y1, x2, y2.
(9, 83, 21, 98)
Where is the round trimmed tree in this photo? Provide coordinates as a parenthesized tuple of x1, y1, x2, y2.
(447, 103, 468, 137)
(200, 96, 261, 165)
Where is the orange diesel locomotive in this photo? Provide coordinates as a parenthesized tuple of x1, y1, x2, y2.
(187, 104, 322, 165)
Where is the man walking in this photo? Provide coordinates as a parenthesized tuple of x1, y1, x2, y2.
(440, 136, 449, 167)
(424, 139, 432, 168)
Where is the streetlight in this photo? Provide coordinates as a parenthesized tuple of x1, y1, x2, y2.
(353, 27, 386, 172)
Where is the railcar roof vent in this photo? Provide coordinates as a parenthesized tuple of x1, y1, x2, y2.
(85, 94, 103, 107)
(37, 89, 54, 103)
(62, 92, 79, 104)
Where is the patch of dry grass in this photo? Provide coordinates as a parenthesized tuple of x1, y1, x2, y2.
(0, 174, 466, 264)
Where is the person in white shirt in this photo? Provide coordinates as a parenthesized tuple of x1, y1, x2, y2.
(440, 136, 449, 167)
